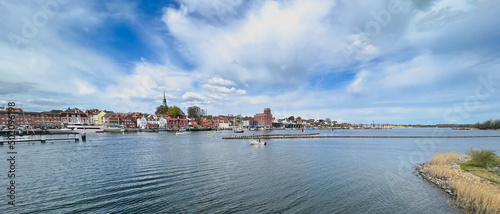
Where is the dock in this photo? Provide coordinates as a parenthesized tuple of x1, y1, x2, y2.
(222, 133, 320, 139)
(222, 134, 500, 140)
(0, 132, 84, 144)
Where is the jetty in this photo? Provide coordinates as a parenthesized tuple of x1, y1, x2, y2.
(0, 132, 84, 144)
(222, 133, 500, 140)
(222, 133, 319, 139)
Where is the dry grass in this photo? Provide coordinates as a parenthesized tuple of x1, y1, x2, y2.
(422, 164, 456, 179)
(451, 177, 500, 214)
(422, 152, 500, 214)
(429, 152, 462, 165)
(422, 152, 461, 179)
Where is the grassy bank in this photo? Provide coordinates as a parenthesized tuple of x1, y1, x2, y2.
(418, 152, 500, 214)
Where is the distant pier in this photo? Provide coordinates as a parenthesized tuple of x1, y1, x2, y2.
(222, 133, 500, 140)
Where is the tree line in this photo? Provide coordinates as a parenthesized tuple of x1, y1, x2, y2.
(474, 120, 500, 130)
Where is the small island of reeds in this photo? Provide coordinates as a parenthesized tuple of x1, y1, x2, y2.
(417, 149, 500, 214)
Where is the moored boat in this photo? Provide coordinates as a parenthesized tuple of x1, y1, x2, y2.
(176, 130, 190, 135)
(63, 125, 104, 133)
(250, 139, 266, 146)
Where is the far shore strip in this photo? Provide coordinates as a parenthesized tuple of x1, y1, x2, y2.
(223, 134, 500, 139)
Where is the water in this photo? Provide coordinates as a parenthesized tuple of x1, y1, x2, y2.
(1, 128, 499, 213)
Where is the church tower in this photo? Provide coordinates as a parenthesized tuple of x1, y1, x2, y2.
(163, 91, 168, 108)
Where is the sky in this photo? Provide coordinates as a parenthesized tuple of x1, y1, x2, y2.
(1, 0, 500, 124)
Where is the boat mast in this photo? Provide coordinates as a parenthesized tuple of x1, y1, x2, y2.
(21, 105, 35, 134)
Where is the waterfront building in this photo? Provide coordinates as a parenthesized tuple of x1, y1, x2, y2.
(218, 117, 230, 130)
(137, 116, 148, 129)
(85, 109, 100, 124)
(117, 113, 136, 128)
(0, 108, 34, 128)
(32, 110, 62, 127)
(166, 118, 188, 129)
(102, 112, 120, 126)
(242, 119, 257, 128)
(96, 110, 116, 124)
(254, 108, 272, 127)
(201, 118, 218, 129)
(61, 108, 89, 127)
(136, 114, 170, 129)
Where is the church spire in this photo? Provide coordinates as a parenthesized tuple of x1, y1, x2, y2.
(163, 90, 168, 107)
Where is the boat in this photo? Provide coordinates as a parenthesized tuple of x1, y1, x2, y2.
(250, 139, 266, 146)
(176, 130, 190, 135)
(63, 125, 104, 133)
(234, 128, 244, 133)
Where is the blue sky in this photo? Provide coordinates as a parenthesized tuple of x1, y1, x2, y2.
(1, 0, 500, 124)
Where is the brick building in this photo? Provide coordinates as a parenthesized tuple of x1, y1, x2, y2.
(31, 110, 62, 127)
(254, 108, 272, 127)
(0, 109, 33, 128)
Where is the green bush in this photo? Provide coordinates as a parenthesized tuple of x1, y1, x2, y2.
(465, 149, 499, 168)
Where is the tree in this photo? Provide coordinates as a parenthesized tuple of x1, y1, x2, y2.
(155, 105, 169, 115)
(325, 118, 331, 124)
(188, 106, 202, 123)
(287, 116, 295, 122)
(169, 106, 184, 118)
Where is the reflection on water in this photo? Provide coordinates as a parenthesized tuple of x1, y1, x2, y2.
(1, 128, 498, 213)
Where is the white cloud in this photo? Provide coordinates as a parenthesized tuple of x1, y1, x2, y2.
(182, 92, 205, 101)
(236, 89, 246, 95)
(208, 93, 229, 101)
(105, 61, 193, 100)
(74, 79, 97, 95)
(162, 0, 342, 88)
(202, 84, 235, 93)
(207, 76, 237, 86)
(347, 70, 371, 93)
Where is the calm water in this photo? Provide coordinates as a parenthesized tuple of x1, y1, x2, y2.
(1, 128, 499, 213)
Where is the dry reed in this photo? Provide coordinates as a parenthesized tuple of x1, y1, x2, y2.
(422, 164, 455, 179)
(429, 152, 462, 165)
(423, 152, 500, 214)
(451, 177, 500, 214)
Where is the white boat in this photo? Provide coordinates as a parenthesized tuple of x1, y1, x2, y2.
(250, 139, 266, 146)
(63, 125, 104, 133)
(234, 128, 244, 133)
(176, 130, 190, 135)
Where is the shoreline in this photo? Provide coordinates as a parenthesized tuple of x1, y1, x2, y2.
(416, 154, 500, 214)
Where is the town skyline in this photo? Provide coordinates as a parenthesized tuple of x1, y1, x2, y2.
(1, 0, 500, 124)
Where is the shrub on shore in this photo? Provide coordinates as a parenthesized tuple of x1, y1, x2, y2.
(465, 149, 499, 168)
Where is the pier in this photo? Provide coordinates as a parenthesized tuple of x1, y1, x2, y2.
(0, 132, 84, 144)
(222, 133, 320, 139)
(222, 134, 500, 140)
